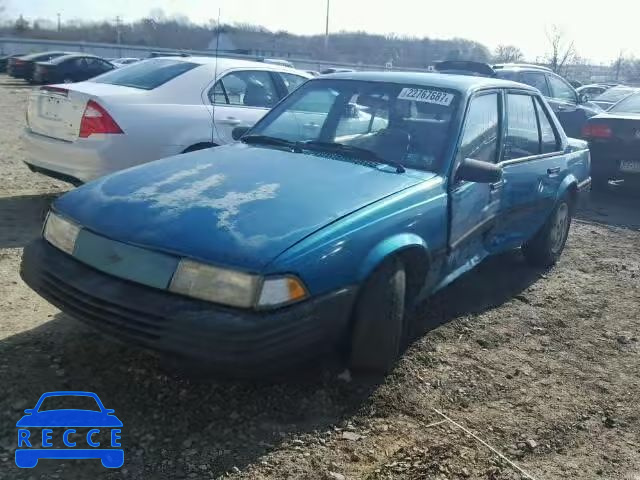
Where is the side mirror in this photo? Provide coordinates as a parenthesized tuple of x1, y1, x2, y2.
(105, 409, 115, 414)
(578, 93, 589, 104)
(231, 126, 250, 141)
(457, 158, 503, 183)
(23, 409, 34, 414)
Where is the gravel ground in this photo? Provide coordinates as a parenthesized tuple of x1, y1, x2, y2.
(0, 75, 639, 480)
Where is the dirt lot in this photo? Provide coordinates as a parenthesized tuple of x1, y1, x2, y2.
(0, 74, 639, 480)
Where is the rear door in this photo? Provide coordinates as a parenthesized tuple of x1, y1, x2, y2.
(492, 91, 565, 248)
(448, 91, 502, 273)
(210, 69, 280, 144)
(546, 73, 584, 138)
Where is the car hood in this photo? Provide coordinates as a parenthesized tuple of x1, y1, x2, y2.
(16, 411, 123, 427)
(55, 144, 429, 271)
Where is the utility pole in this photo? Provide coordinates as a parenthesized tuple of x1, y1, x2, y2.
(324, 0, 330, 57)
(57, 13, 61, 32)
(115, 15, 122, 45)
(615, 50, 624, 82)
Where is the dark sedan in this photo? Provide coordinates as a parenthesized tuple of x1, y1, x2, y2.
(32, 54, 115, 84)
(583, 91, 640, 190)
(8, 51, 73, 81)
(0, 53, 25, 73)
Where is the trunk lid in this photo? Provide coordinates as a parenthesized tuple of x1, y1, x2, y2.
(26, 82, 144, 142)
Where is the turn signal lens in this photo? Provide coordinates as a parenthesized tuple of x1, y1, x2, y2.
(258, 276, 308, 307)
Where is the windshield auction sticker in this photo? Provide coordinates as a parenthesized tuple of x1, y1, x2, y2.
(15, 391, 124, 468)
(397, 87, 454, 106)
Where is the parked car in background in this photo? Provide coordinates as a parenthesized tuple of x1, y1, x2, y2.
(577, 83, 613, 101)
(32, 54, 115, 84)
(320, 68, 356, 74)
(111, 57, 139, 68)
(306, 70, 320, 76)
(22, 56, 311, 184)
(0, 53, 25, 73)
(589, 85, 638, 110)
(583, 91, 640, 190)
(433, 61, 601, 139)
(492, 64, 602, 138)
(21, 72, 590, 375)
(7, 52, 73, 81)
(263, 58, 295, 68)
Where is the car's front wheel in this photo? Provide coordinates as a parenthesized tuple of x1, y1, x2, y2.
(522, 196, 573, 267)
(349, 257, 407, 374)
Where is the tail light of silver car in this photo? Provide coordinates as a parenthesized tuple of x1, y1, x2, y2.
(79, 100, 124, 138)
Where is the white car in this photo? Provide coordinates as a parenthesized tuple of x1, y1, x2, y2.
(22, 56, 311, 184)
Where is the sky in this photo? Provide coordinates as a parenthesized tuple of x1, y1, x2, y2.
(3, 0, 635, 63)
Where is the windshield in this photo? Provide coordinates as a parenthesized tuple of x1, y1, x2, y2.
(609, 92, 640, 113)
(91, 58, 198, 89)
(248, 79, 460, 172)
(594, 86, 637, 103)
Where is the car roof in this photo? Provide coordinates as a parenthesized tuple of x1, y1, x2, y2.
(318, 71, 534, 94)
(493, 63, 553, 72)
(155, 55, 311, 77)
(45, 53, 104, 64)
(20, 51, 74, 60)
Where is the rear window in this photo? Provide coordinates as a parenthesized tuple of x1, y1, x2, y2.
(609, 93, 640, 114)
(594, 87, 636, 103)
(91, 58, 198, 90)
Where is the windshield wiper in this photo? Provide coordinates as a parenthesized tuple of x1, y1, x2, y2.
(241, 134, 302, 153)
(302, 141, 405, 173)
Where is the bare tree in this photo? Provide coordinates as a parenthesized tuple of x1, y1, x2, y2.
(544, 25, 576, 75)
(493, 45, 524, 63)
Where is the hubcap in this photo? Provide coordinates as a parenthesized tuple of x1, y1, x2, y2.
(550, 202, 570, 253)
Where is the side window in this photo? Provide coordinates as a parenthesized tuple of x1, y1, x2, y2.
(279, 73, 307, 94)
(504, 94, 539, 160)
(519, 72, 550, 97)
(547, 75, 577, 104)
(458, 93, 499, 163)
(534, 97, 560, 153)
(210, 70, 278, 108)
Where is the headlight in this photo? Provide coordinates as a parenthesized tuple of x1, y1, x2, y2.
(169, 259, 308, 309)
(169, 259, 259, 308)
(43, 212, 81, 255)
(257, 276, 308, 307)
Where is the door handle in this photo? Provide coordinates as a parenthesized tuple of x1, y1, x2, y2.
(219, 117, 241, 126)
(490, 180, 504, 191)
(547, 167, 561, 175)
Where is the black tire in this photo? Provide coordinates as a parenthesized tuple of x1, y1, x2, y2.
(349, 257, 406, 374)
(522, 196, 573, 267)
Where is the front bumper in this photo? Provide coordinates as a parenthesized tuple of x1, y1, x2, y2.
(21, 240, 356, 375)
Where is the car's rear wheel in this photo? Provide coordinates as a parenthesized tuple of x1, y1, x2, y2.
(349, 257, 407, 374)
(522, 196, 573, 267)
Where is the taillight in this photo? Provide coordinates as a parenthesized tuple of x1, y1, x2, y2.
(582, 123, 612, 139)
(79, 100, 123, 138)
(13, 59, 25, 65)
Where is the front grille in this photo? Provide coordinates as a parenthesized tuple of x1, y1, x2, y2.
(40, 268, 168, 343)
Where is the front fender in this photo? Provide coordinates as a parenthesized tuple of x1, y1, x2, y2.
(357, 233, 429, 282)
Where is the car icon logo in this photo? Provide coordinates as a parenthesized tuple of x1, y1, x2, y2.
(15, 391, 123, 468)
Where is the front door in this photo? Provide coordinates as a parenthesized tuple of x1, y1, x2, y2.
(448, 91, 502, 279)
(210, 70, 280, 144)
(492, 92, 566, 249)
(546, 73, 584, 138)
